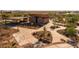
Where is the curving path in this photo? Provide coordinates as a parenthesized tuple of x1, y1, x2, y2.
(13, 19, 74, 48)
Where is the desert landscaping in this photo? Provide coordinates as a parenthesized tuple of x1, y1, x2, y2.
(0, 11, 79, 48)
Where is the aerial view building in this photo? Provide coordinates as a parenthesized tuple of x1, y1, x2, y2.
(0, 11, 79, 48)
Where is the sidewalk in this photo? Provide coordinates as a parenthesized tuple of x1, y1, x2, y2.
(13, 19, 74, 48)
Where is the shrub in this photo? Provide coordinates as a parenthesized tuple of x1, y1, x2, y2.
(65, 27, 76, 37)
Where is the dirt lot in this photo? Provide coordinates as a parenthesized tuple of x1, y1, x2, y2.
(0, 27, 19, 48)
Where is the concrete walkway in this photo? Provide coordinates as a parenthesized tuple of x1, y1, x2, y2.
(13, 19, 74, 48)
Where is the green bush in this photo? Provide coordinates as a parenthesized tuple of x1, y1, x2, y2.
(65, 27, 76, 36)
